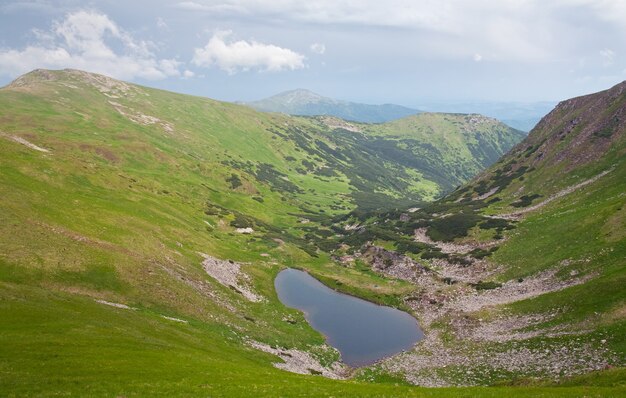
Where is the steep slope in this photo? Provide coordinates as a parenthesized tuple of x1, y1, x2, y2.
(417, 100, 555, 132)
(458, 80, 626, 205)
(0, 69, 537, 396)
(362, 113, 526, 191)
(332, 81, 625, 386)
(245, 88, 420, 123)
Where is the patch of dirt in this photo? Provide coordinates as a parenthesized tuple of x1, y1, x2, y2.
(108, 100, 175, 134)
(95, 299, 135, 310)
(318, 116, 362, 133)
(95, 147, 119, 162)
(200, 253, 263, 302)
(79, 143, 120, 163)
(154, 257, 235, 312)
(248, 340, 347, 379)
(477, 186, 499, 200)
(161, 315, 188, 323)
(343, 223, 363, 231)
(1, 132, 50, 153)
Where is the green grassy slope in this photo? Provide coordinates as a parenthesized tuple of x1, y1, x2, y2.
(363, 112, 525, 191)
(454, 80, 625, 207)
(6, 285, 624, 397)
(0, 68, 537, 396)
(331, 82, 625, 386)
(451, 81, 626, 378)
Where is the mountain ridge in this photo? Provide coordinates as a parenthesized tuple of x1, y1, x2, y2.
(245, 88, 421, 123)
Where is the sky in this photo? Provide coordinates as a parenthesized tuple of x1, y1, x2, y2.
(0, 0, 625, 107)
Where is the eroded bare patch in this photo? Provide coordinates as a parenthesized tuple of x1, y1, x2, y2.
(248, 340, 347, 379)
(1, 132, 50, 153)
(200, 253, 263, 302)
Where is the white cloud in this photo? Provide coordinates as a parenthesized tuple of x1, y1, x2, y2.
(600, 48, 615, 66)
(0, 10, 183, 80)
(174, 1, 626, 63)
(473, 53, 482, 62)
(310, 43, 326, 55)
(192, 30, 305, 73)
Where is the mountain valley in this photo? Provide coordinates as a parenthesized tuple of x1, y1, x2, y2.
(0, 69, 624, 397)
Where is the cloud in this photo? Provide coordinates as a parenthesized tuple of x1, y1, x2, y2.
(175, 1, 247, 14)
(600, 48, 615, 66)
(473, 53, 482, 62)
(0, 1, 58, 14)
(310, 43, 326, 55)
(174, 1, 626, 63)
(0, 10, 183, 80)
(172, 1, 626, 31)
(192, 30, 305, 73)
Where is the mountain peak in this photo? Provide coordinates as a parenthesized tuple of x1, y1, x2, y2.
(266, 88, 330, 105)
(5, 68, 135, 97)
(245, 89, 419, 123)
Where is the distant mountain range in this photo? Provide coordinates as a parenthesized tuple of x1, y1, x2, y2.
(415, 100, 556, 132)
(243, 88, 420, 123)
(246, 89, 554, 131)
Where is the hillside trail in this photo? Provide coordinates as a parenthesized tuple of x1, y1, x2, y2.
(495, 168, 614, 220)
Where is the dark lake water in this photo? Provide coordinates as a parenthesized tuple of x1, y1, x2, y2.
(274, 268, 423, 367)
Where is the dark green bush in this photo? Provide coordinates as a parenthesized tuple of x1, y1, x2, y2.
(427, 213, 482, 242)
(472, 281, 502, 290)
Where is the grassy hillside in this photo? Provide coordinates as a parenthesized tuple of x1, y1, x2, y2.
(0, 68, 532, 396)
(333, 81, 625, 387)
(363, 112, 525, 191)
(0, 69, 621, 396)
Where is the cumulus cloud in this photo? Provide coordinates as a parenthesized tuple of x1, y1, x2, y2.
(192, 30, 305, 73)
(310, 43, 326, 55)
(0, 10, 183, 80)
